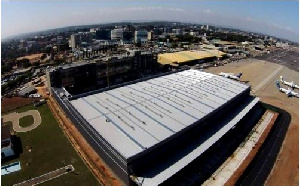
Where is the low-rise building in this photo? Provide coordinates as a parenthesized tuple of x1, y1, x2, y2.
(17, 85, 36, 97)
(1, 125, 15, 159)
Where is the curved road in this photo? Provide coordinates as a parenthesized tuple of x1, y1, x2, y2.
(2, 110, 42, 132)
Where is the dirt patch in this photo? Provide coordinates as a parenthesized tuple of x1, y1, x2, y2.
(2, 97, 39, 114)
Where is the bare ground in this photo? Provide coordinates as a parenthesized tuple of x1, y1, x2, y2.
(1, 97, 39, 114)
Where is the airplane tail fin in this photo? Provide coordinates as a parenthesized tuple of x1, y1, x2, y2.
(276, 80, 281, 89)
(280, 76, 283, 82)
(237, 73, 243, 78)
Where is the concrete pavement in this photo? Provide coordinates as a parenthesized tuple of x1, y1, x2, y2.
(2, 110, 41, 132)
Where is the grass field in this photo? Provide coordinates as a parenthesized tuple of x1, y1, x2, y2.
(1, 104, 99, 186)
(19, 115, 34, 128)
(3, 121, 12, 127)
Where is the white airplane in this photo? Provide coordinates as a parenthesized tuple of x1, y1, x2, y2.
(219, 72, 243, 81)
(280, 76, 299, 89)
(276, 81, 299, 98)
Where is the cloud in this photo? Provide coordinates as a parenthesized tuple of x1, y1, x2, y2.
(2, 3, 298, 42)
(124, 6, 184, 12)
(268, 23, 294, 32)
(202, 9, 212, 14)
(72, 11, 84, 16)
(241, 16, 297, 36)
(246, 17, 254, 21)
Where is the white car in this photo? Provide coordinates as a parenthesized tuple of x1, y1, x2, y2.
(29, 94, 41, 98)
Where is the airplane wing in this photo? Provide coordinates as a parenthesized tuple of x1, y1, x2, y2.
(219, 72, 234, 75)
(291, 91, 299, 98)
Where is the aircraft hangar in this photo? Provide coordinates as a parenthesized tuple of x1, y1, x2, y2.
(51, 69, 259, 185)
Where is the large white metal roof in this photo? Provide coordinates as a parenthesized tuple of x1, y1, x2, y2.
(70, 70, 250, 159)
(137, 97, 260, 185)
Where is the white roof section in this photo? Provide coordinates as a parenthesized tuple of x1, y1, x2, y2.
(137, 97, 260, 185)
(70, 70, 250, 159)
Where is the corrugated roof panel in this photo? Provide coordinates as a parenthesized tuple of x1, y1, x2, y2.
(122, 107, 174, 141)
(70, 70, 250, 159)
(158, 50, 227, 65)
(90, 116, 144, 158)
(137, 97, 259, 185)
(150, 97, 196, 126)
(107, 111, 158, 148)
(71, 99, 102, 120)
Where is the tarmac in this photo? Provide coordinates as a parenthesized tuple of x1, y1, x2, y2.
(205, 57, 299, 185)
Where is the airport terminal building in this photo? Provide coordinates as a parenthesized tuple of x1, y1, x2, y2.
(49, 69, 259, 185)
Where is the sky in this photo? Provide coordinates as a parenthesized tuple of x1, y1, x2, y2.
(1, 1, 299, 42)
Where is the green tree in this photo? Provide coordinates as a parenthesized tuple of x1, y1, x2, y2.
(40, 53, 47, 60)
(19, 58, 31, 68)
(32, 61, 40, 67)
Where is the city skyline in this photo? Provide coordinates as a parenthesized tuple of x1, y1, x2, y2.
(1, 1, 299, 42)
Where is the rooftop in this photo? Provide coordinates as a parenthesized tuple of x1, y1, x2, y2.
(17, 85, 35, 96)
(1, 125, 11, 141)
(70, 70, 249, 160)
(137, 97, 259, 185)
(211, 40, 237, 46)
(158, 50, 226, 65)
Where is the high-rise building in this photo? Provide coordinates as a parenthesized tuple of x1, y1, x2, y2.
(172, 29, 183, 36)
(80, 32, 94, 43)
(147, 31, 154, 41)
(134, 30, 148, 44)
(164, 27, 172, 33)
(111, 28, 124, 40)
(70, 34, 81, 49)
(189, 31, 199, 36)
(96, 29, 111, 40)
(205, 25, 209, 31)
(123, 31, 133, 41)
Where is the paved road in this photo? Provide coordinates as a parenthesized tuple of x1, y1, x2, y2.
(2, 110, 41, 132)
(236, 105, 291, 186)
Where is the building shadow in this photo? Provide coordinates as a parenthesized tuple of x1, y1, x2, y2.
(236, 102, 292, 186)
(2, 135, 23, 163)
